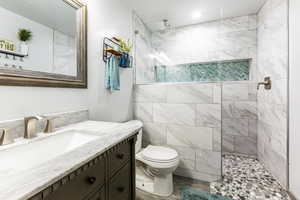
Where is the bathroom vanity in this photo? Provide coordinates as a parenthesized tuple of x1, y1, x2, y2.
(0, 120, 142, 200)
(30, 136, 136, 200)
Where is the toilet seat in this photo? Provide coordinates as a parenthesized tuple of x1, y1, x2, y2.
(142, 145, 178, 163)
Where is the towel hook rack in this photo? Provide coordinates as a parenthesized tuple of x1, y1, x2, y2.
(103, 37, 124, 62)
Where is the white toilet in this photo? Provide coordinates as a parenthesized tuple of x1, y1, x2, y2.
(135, 130, 179, 197)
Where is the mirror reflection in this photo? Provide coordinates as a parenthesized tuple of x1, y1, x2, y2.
(0, 0, 77, 76)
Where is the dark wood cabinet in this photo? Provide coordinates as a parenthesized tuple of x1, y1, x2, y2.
(109, 163, 131, 200)
(85, 187, 105, 200)
(29, 134, 137, 200)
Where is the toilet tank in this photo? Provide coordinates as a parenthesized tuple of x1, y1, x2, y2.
(135, 129, 143, 153)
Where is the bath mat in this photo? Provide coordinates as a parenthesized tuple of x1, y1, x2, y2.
(181, 188, 233, 200)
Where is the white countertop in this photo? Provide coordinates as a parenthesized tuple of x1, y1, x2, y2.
(0, 120, 143, 200)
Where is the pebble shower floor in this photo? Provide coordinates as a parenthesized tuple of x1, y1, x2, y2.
(210, 154, 291, 200)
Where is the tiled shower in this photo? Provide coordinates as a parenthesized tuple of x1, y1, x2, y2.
(133, 0, 288, 191)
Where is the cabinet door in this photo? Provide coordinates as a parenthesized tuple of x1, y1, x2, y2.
(86, 187, 105, 200)
(109, 162, 131, 200)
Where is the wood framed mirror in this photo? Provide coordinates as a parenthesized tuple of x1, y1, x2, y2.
(0, 0, 87, 88)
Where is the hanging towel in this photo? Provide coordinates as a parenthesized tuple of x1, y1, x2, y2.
(105, 56, 120, 91)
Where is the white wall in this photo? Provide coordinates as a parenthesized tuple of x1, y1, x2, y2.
(289, 0, 300, 198)
(84, 0, 133, 122)
(0, 86, 88, 121)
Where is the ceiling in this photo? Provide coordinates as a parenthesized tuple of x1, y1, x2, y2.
(129, 0, 267, 31)
(0, 0, 76, 36)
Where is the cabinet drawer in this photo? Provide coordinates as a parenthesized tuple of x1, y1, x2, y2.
(43, 158, 106, 200)
(109, 162, 131, 200)
(109, 142, 131, 176)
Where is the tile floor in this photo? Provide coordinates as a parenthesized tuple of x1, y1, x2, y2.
(211, 154, 291, 200)
(136, 175, 210, 200)
(136, 154, 292, 200)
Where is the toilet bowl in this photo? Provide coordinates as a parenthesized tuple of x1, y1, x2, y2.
(135, 130, 179, 197)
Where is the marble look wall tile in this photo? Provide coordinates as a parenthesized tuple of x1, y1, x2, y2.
(223, 101, 257, 119)
(248, 83, 258, 101)
(258, 79, 287, 105)
(167, 145, 196, 160)
(223, 84, 250, 101)
(213, 85, 222, 104)
(133, 103, 153, 123)
(195, 149, 221, 175)
(261, 145, 287, 187)
(257, 0, 288, 187)
(153, 103, 196, 126)
(219, 16, 251, 33)
(270, 128, 287, 158)
(222, 134, 235, 153)
(248, 119, 258, 139)
(248, 15, 258, 30)
(217, 30, 257, 52)
(0, 119, 24, 139)
(166, 125, 213, 150)
(134, 83, 222, 182)
(52, 110, 89, 129)
(223, 118, 248, 136)
(134, 85, 167, 103)
(142, 122, 167, 146)
(178, 159, 196, 170)
(166, 84, 213, 104)
(217, 47, 250, 61)
(213, 128, 221, 152)
(175, 168, 221, 182)
(257, 103, 287, 132)
(196, 104, 221, 128)
(234, 136, 257, 155)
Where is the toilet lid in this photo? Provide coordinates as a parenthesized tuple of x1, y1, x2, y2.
(142, 145, 178, 163)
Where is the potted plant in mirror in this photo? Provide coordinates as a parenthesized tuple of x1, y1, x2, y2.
(18, 29, 32, 55)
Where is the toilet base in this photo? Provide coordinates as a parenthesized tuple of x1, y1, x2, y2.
(136, 162, 174, 197)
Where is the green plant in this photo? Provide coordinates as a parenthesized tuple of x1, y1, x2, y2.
(18, 29, 32, 42)
(117, 38, 133, 53)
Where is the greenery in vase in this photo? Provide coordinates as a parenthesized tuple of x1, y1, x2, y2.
(116, 38, 133, 53)
(18, 29, 32, 42)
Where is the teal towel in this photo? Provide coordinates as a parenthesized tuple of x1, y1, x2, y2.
(105, 56, 120, 91)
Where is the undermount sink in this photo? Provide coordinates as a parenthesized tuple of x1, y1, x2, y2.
(0, 130, 100, 173)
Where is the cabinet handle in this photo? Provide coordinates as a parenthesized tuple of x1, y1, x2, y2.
(116, 153, 124, 159)
(87, 176, 97, 184)
(117, 187, 125, 193)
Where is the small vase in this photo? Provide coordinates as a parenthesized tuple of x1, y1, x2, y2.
(20, 42, 28, 55)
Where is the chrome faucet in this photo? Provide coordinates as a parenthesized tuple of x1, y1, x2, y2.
(0, 128, 14, 146)
(24, 116, 42, 139)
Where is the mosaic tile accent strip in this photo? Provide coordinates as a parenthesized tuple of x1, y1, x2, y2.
(210, 154, 291, 200)
(155, 59, 250, 83)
